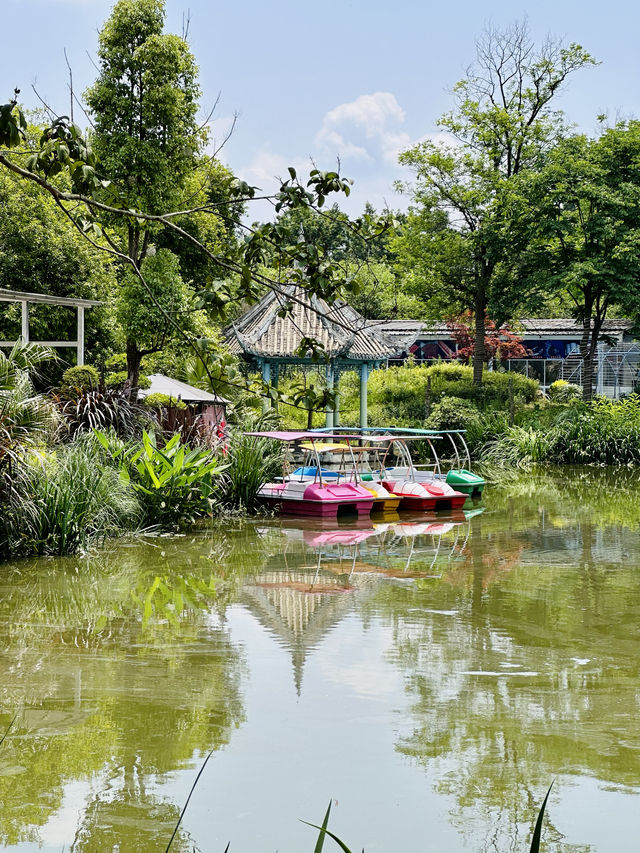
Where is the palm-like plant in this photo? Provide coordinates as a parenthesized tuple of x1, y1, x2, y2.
(0, 341, 57, 465)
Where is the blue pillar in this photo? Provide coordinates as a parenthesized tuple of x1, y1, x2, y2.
(333, 366, 340, 428)
(359, 362, 369, 428)
(325, 361, 335, 430)
(261, 360, 271, 413)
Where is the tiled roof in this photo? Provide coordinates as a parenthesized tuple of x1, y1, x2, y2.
(225, 286, 408, 361)
(376, 318, 634, 341)
(138, 374, 229, 404)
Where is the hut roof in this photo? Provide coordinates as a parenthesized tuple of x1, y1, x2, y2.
(138, 374, 229, 404)
(225, 285, 409, 362)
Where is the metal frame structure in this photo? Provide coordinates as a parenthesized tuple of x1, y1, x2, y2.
(0, 288, 102, 366)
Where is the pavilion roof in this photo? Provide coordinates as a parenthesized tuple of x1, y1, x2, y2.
(225, 285, 410, 362)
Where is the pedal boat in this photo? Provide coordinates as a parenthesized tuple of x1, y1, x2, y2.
(247, 432, 375, 519)
(313, 426, 486, 499)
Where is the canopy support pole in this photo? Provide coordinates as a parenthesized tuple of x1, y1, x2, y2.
(76, 306, 85, 366)
(21, 300, 29, 343)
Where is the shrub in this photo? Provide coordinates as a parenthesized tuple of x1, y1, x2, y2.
(54, 386, 154, 438)
(1, 342, 58, 465)
(548, 379, 582, 402)
(142, 392, 187, 410)
(425, 396, 482, 432)
(61, 364, 100, 393)
(281, 363, 540, 429)
(105, 370, 151, 390)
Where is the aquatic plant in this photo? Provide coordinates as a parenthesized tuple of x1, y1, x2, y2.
(95, 429, 227, 526)
(483, 425, 551, 467)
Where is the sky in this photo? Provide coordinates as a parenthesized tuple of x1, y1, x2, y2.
(3, 0, 640, 216)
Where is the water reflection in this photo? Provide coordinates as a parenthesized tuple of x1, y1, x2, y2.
(0, 468, 638, 851)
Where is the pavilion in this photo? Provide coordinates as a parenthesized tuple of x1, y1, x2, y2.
(225, 285, 410, 427)
(0, 288, 101, 366)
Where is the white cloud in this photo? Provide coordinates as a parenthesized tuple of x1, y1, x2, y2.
(315, 92, 411, 164)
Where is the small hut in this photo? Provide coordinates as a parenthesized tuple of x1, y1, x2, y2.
(225, 286, 411, 427)
(139, 374, 229, 444)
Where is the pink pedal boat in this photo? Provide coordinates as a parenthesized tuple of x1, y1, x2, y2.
(247, 431, 375, 519)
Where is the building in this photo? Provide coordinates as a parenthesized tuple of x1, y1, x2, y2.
(373, 318, 638, 396)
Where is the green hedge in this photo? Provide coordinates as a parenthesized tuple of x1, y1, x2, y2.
(280, 363, 539, 430)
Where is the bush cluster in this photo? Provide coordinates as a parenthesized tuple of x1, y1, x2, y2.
(280, 363, 539, 430)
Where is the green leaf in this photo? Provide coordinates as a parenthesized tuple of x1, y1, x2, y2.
(529, 781, 554, 853)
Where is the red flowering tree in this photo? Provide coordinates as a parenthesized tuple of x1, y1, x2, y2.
(447, 312, 529, 362)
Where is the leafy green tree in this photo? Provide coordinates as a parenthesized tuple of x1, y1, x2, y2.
(82, 0, 211, 384)
(84, 0, 203, 263)
(116, 248, 197, 387)
(0, 14, 382, 412)
(396, 23, 595, 385)
(508, 123, 640, 400)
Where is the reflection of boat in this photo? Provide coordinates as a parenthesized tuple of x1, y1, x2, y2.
(302, 528, 379, 547)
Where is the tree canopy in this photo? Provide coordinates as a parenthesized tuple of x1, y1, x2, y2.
(396, 23, 596, 384)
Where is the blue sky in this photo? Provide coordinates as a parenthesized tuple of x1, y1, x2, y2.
(3, 0, 639, 215)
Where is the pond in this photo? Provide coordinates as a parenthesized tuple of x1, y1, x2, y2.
(0, 467, 639, 852)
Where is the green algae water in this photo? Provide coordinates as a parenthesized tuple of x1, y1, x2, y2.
(0, 467, 639, 852)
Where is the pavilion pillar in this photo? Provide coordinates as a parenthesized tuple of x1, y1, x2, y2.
(261, 360, 271, 412)
(271, 363, 279, 411)
(359, 361, 369, 428)
(21, 300, 29, 344)
(333, 366, 340, 427)
(76, 306, 85, 366)
(325, 361, 335, 430)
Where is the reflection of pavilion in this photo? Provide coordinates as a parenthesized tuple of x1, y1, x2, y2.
(239, 515, 477, 693)
(240, 540, 377, 694)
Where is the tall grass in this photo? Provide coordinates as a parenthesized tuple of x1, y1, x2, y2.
(1, 443, 141, 557)
(216, 429, 284, 511)
(485, 396, 640, 467)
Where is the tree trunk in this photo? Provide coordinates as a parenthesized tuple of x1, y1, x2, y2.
(307, 407, 313, 430)
(126, 339, 143, 396)
(472, 289, 486, 387)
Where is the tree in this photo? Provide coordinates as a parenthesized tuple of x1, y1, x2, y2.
(447, 312, 529, 362)
(509, 123, 640, 400)
(396, 23, 595, 385)
(82, 0, 209, 384)
(0, 9, 385, 412)
(116, 248, 196, 387)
